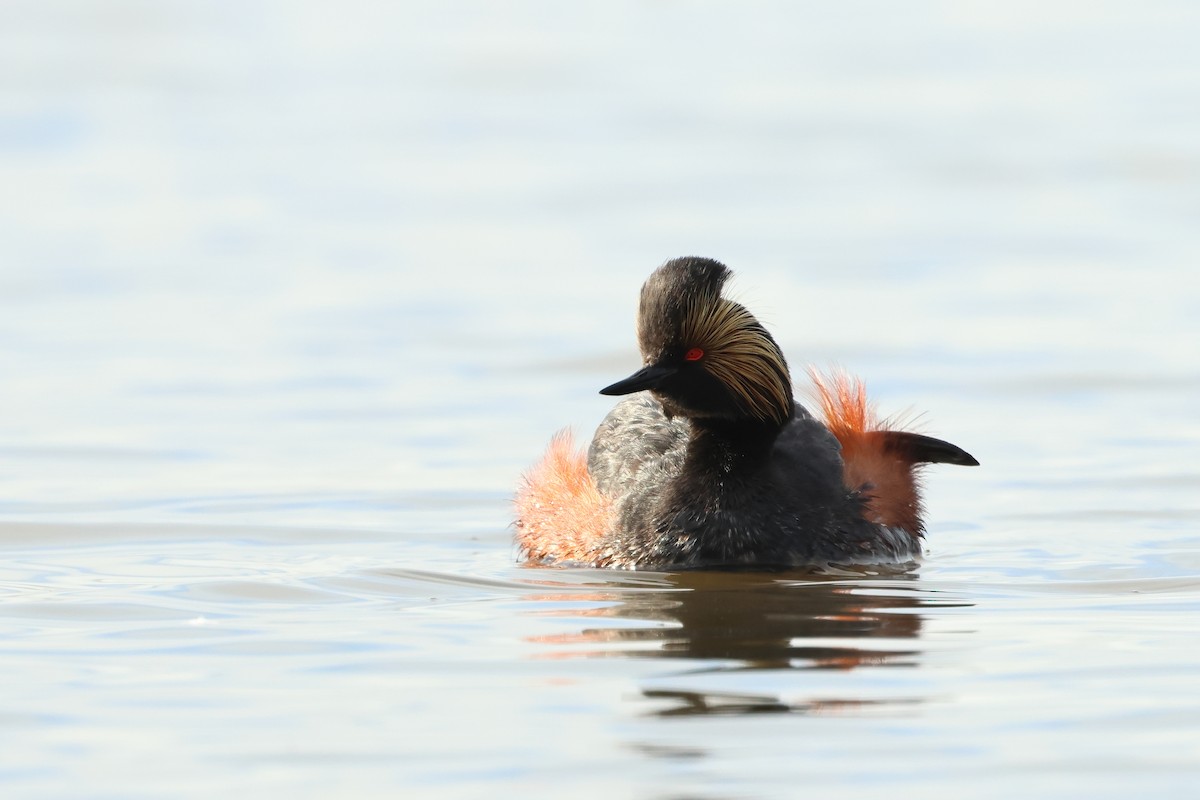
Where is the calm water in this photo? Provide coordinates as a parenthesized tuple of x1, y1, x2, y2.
(3, 2, 1200, 797)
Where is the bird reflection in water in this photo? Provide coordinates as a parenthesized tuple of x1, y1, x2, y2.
(522, 567, 970, 716)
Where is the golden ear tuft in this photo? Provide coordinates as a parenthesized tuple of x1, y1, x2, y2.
(682, 296, 792, 424)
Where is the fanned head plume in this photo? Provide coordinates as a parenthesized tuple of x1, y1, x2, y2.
(604, 257, 793, 425)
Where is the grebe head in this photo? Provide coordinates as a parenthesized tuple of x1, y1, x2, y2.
(600, 257, 794, 425)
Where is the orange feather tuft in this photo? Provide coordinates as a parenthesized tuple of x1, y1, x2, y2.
(808, 369, 925, 535)
(514, 431, 614, 564)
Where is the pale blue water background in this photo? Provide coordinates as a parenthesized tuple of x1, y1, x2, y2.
(2, 2, 1199, 797)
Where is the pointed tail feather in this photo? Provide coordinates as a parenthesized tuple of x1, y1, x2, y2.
(866, 430, 980, 467)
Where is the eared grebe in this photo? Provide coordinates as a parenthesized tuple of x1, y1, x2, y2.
(515, 257, 978, 569)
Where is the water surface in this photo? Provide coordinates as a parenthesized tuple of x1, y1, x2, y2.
(2, 2, 1199, 797)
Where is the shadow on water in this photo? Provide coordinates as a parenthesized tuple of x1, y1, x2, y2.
(518, 567, 973, 717)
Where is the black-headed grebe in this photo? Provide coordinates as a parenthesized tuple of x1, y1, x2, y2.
(515, 257, 977, 569)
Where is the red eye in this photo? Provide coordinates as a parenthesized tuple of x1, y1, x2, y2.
(684, 347, 704, 362)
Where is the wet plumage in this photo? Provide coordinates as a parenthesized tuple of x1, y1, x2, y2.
(514, 257, 978, 569)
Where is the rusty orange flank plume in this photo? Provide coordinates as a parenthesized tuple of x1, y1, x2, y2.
(808, 369, 925, 535)
(514, 431, 614, 564)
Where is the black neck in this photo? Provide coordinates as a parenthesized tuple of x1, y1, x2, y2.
(684, 417, 782, 479)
